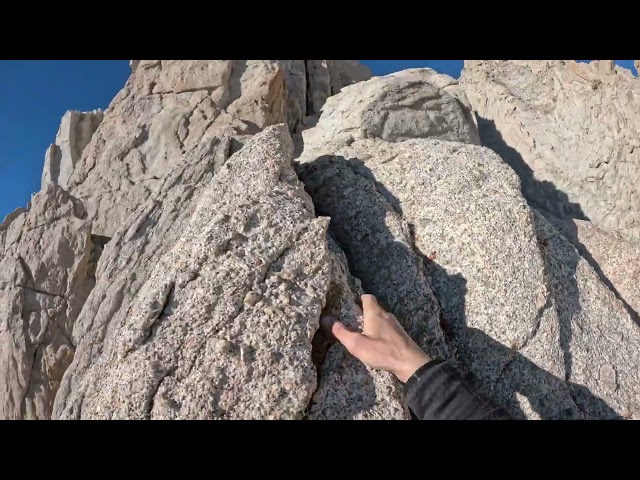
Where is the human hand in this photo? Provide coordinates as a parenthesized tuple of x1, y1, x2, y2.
(322, 294, 430, 383)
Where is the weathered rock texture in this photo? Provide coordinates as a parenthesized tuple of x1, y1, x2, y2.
(462, 60, 640, 243)
(0, 185, 98, 419)
(298, 69, 640, 419)
(5, 60, 640, 421)
(54, 125, 325, 419)
(305, 68, 480, 146)
(53, 125, 406, 419)
(306, 237, 408, 419)
(55, 60, 369, 238)
(2, 60, 374, 420)
(281, 60, 371, 132)
(41, 110, 104, 189)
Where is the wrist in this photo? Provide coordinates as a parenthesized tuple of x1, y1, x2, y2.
(394, 349, 430, 383)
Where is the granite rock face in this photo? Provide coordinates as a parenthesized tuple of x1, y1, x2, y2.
(306, 236, 408, 420)
(64, 60, 287, 238)
(53, 125, 406, 419)
(2, 60, 375, 420)
(56, 60, 369, 238)
(4, 60, 640, 420)
(54, 125, 329, 419)
(298, 69, 640, 419)
(462, 60, 640, 243)
(281, 60, 371, 133)
(547, 216, 640, 324)
(41, 110, 104, 189)
(50, 130, 237, 419)
(0, 185, 98, 419)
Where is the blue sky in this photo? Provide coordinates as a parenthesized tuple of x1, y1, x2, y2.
(0, 61, 130, 220)
(0, 60, 636, 220)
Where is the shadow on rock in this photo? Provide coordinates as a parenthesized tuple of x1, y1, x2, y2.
(299, 152, 621, 420)
(423, 258, 620, 420)
(298, 154, 445, 419)
(477, 116, 588, 221)
(478, 116, 639, 327)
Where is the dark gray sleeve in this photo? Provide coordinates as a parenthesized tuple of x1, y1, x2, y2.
(404, 359, 511, 420)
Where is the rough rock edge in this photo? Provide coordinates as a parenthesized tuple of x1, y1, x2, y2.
(306, 236, 408, 420)
(41, 110, 104, 189)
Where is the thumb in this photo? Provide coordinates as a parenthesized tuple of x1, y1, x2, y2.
(331, 321, 365, 354)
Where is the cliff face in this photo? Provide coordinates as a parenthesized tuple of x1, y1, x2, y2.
(46, 60, 371, 239)
(2, 60, 640, 420)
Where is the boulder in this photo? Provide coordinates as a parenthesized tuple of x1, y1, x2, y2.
(302, 68, 480, 147)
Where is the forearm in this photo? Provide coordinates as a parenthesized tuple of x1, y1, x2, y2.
(404, 359, 511, 420)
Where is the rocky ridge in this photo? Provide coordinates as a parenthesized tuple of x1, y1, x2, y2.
(46, 60, 370, 238)
(2, 60, 639, 420)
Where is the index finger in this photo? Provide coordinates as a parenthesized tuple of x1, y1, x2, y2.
(361, 294, 385, 316)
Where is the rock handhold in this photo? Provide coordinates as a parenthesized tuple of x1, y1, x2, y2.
(306, 237, 408, 420)
(297, 153, 450, 366)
